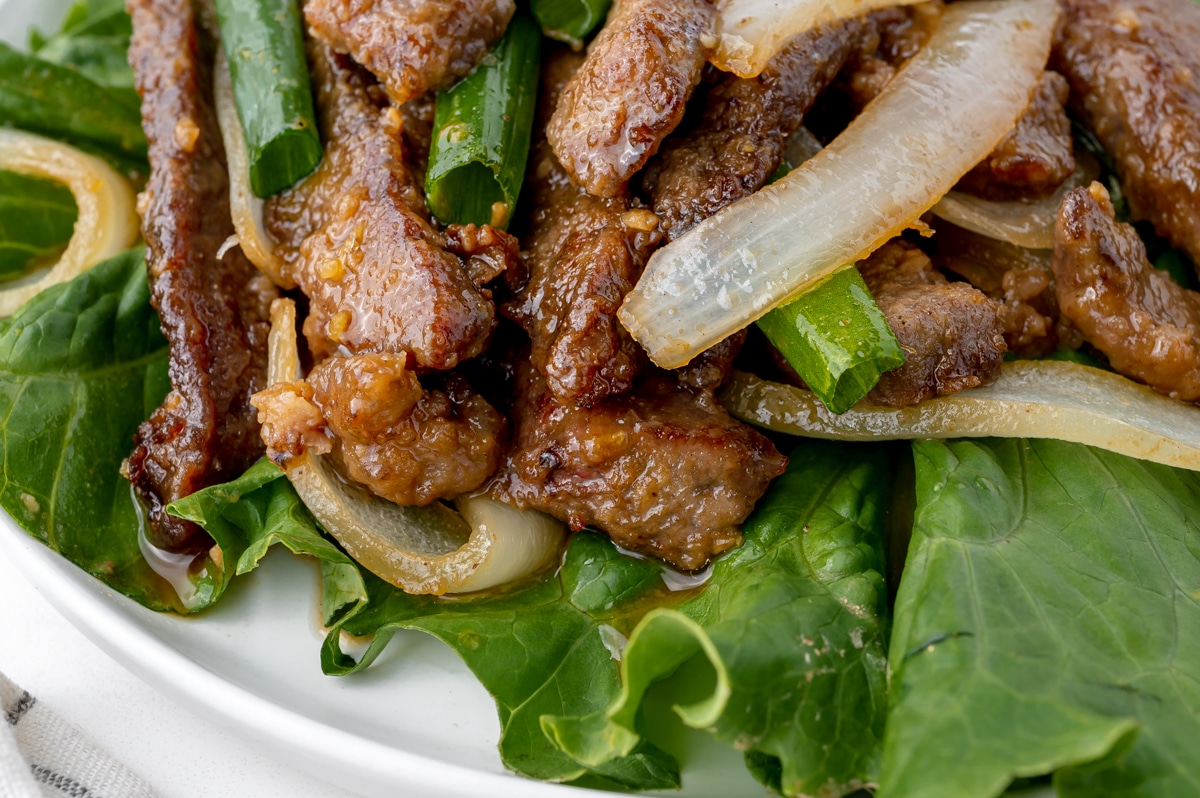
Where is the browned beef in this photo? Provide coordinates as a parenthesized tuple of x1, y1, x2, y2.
(932, 222, 1078, 358)
(442, 223, 523, 290)
(399, 93, 436, 180)
(490, 362, 787, 571)
(547, 0, 715, 198)
(676, 329, 747, 393)
(505, 50, 659, 406)
(256, 354, 506, 505)
(956, 72, 1076, 201)
(861, 241, 1006, 407)
(1054, 0, 1200, 267)
(304, 0, 514, 105)
(126, 0, 276, 552)
(265, 43, 494, 370)
(643, 21, 861, 242)
(1053, 183, 1200, 401)
(839, 2, 942, 108)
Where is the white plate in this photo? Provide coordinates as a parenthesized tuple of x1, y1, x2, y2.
(0, 2, 764, 796)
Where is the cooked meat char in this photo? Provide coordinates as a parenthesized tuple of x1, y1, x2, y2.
(256, 354, 506, 505)
(676, 329, 748, 393)
(1053, 183, 1200, 401)
(126, 0, 276, 552)
(956, 72, 1076, 201)
(547, 0, 715, 198)
(839, 2, 942, 109)
(933, 222, 1078, 358)
(861, 241, 1007, 407)
(505, 50, 660, 406)
(643, 20, 862, 242)
(490, 362, 787, 571)
(304, 0, 514, 105)
(1053, 0, 1200, 268)
(265, 42, 495, 370)
(398, 93, 436, 180)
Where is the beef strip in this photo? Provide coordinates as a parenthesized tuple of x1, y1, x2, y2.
(1053, 0, 1200, 268)
(838, 2, 942, 109)
(264, 42, 495, 370)
(643, 20, 862, 242)
(1053, 183, 1200, 401)
(956, 72, 1076, 201)
(304, 0, 514, 105)
(490, 362, 787, 571)
(547, 0, 715, 198)
(860, 240, 1006, 407)
(255, 354, 506, 505)
(125, 0, 276, 552)
(676, 329, 747, 393)
(505, 49, 660, 406)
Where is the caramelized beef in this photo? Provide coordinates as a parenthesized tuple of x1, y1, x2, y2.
(1053, 183, 1200, 401)
(956, 72, 1076, 201)
(304, 0, 514, 105)
(265, 43, 494, 370)
(126, 0, 275, 551)
(861, 241, 1006, 407)
(505, 50, 659, 406)
(839, 2, 942, 109)
(644, 20, 861, 242)
(676, 329, 747, 393)
(547, 0, 715, 198)
(1054, 0, 1200, 267)
(490, 363, 787, 571)
(256, 354, 506, 505)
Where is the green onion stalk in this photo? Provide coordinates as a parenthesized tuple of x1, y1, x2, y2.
(425, 14, 541, 230)
(212, 0, 322, 198)
(530, 0, 611, 48)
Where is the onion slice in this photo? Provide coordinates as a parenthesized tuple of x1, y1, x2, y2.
(931, 156, 1098, 250)
(0, 129, 139, 315)
(263, 298, 566, 595)
(619, 0, 1059, 369)
(213, 50, 294, 289)
(721, 363, 1200, 472)
(711, 0, 921, 78)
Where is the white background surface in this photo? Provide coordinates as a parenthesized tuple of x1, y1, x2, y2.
(0, 551, 361, 798)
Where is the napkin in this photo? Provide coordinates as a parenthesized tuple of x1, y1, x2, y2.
(1, 672, 157, 798)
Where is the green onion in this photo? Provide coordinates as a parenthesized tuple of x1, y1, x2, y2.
(426, 14, 540, 229)
(756, 265, 905, 415)
(530, 0, 611, 47)
(212, 0, 321, 198)
(0, 169, 77, 282)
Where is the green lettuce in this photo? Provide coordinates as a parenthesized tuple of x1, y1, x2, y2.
(0, 169, 76, 281)
(322, 441, 892, 795)
(882, 439, 1200, 797)
(0, 247, 173, 609)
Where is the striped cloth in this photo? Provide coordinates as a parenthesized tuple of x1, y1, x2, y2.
(1, 672, 157, 798)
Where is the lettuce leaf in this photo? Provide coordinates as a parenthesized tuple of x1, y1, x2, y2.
(323, 441, 892, 795)
(0, 247, 174, 609)
(0, 168, 76, 281)
(29, 0, 137, 97)
(882, 439, 1200, 797)
(543, 440, 892, 797)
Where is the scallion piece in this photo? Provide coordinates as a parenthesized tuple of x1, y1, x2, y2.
(756, 265, 905, 414)
(212, 0, 321, 198)
(425, 14, 540, 230)
(530, 0, 611, 47)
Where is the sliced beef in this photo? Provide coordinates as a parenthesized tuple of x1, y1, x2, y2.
(838, 2, 942, 109)
(643, 20, 862, 242)
(304, 0, 514, 105)
(1053, 183, 1200, 401)
(860, 241, 1006, 407)
(547, 0, 715, 198)
(676, 329, 747, 393)
(505, 50, 660, 406)
(490, 362, 787, 571)
(264, 42, 495, 370)
(956, 71, 1076, 201)
(126, 0, 276, 552)
(1054, 0, 1200, 267)
(256, 354, 506, 505)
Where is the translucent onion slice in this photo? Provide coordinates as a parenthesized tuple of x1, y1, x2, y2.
(0, 129, 138, 315)
(711, 0, 921, 78)
(721, 362, 1200, 472)
(213, 50, 294, 289)
(931, 156, 1098, 250)
(264, 298, 566, 595)
(620, 0, 1058, 369)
